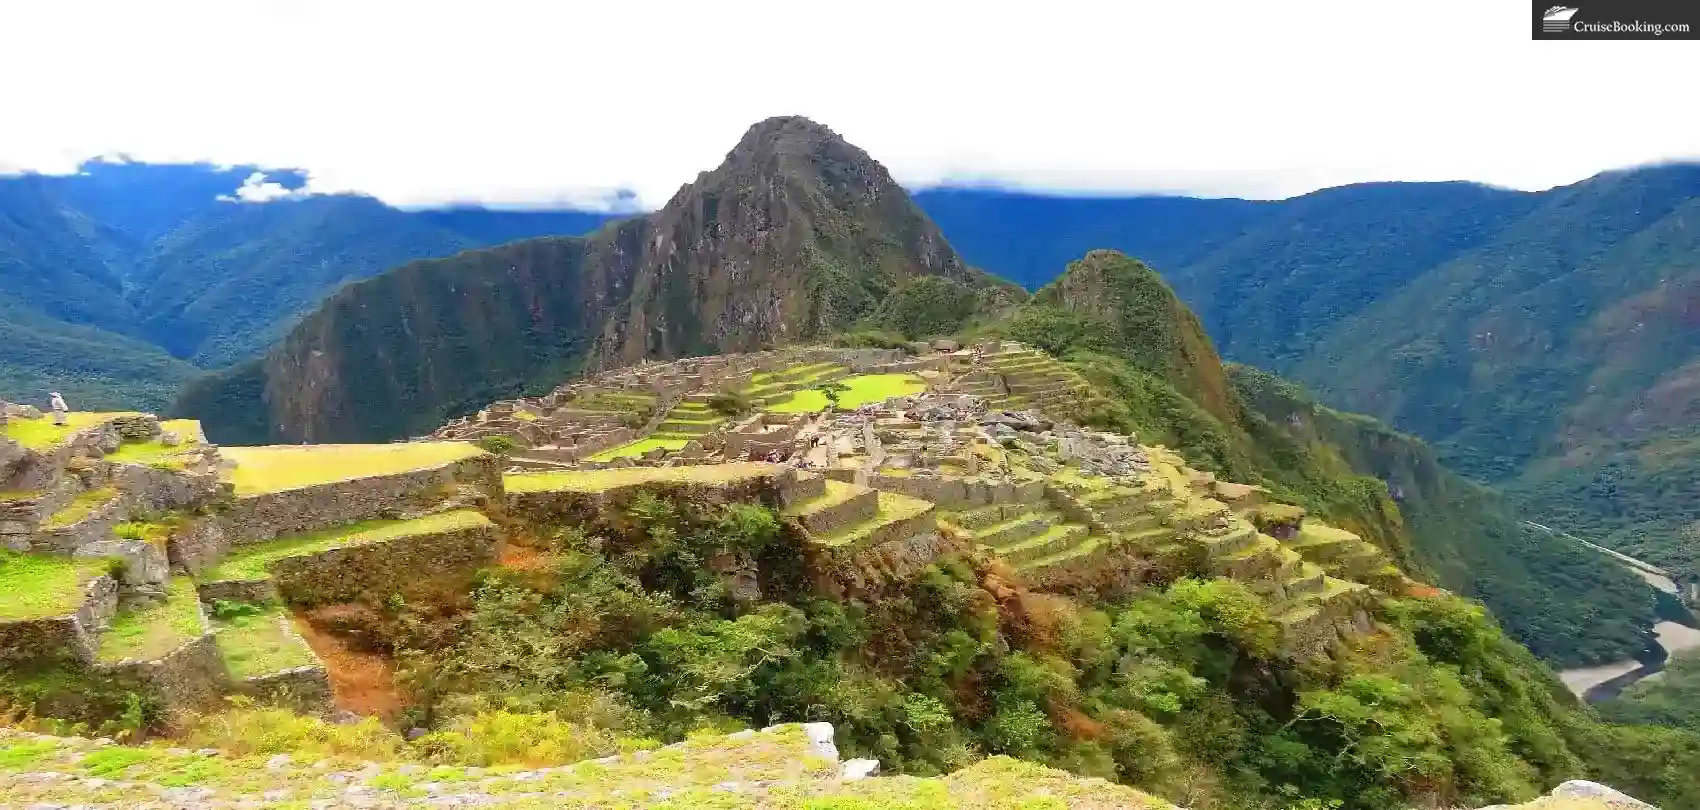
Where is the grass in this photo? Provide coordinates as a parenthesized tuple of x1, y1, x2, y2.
(764, 373, 927, 413)
(1295, 521, 1362, 546)
(766, 373, 927, 413)
(200, 510, 490, 582)
(585, 436, 692, 462)
(41, 487, 117, 529)
(817, 491, 933, 547)
(97, 577, 204, 662)
(0, 551, 111, 621)
(219, 442, 483, 495)
(214, 608, 318, 679)
(0, 412, 140, 450)
(504, 462, 782, 494)
(104, 419, 204, 466)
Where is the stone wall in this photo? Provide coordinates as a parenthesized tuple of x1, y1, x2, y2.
(99, 633, 230, 714)
(0, 575, 116, 665)
(29, 492, 125, 554)
(196, 578, 280, 606)
(167, 516, 230, 575)
(114, 461, 229, 514)
(507, 468, 794, 531)
(219, 454, 501, 544)
(241, 665, 334, 716)
(869, 472, 1044, 509)
(268, 522, 500, 606)
(811, 530, 962, 600)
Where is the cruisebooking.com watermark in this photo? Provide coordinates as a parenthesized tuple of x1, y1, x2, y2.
(1573, 19, 1689, 34)
(1534, 2, 1700, 38)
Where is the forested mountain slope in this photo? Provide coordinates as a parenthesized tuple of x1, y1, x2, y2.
(970, 251, 1659, 666)
(916, 167, 1700, 583)
(0, 162, 612, 410)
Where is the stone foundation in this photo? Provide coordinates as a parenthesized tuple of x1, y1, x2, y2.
(167, 516, 231, 575)
(240, 665, 334, 716)
(219, 454, 501, 543)
(0, 575, 117, 665)
(268, 522, 500, 606)
(99, 632, 230, 714)
(196, 578, 280, 606)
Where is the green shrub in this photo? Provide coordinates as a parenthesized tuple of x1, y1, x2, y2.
(707, 390, 751, 418)
(474, 435, 518, 455)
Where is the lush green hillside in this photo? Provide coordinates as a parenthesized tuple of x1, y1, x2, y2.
(179, 117, 1002, 442)
(917, 168, 1700, 583)
(968, 252, 1659, 667)
(0, 162, 613, 411)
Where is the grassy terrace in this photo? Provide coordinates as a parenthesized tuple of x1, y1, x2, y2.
(41, 487, 117, 529)
(105, 419, 204, 466)
(766, 373, 927, 413)
(97, 577, 203, 662)
(214, 608, 318, 679)
(0, 551, 110, 621)
(585, 435, 692, 462)
(219, 442, 483, 496)
(0, 412, 140, 450)
(1293, 521, 1362, 547)
(816, 491, 933, 547)
(199, 510, 491, 583)
(505, 462, 782, 494)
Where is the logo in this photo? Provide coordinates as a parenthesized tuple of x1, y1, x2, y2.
(1543, 5, 1580, 31)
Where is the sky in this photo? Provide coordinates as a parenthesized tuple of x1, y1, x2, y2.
(4, 0, 1698, 211)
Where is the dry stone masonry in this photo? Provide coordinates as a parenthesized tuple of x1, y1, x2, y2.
(3, 342, 1407, 731)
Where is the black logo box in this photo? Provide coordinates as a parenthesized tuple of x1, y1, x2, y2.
(1533, 0, 1700, 39)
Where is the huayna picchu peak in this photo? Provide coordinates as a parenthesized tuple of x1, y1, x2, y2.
(175, 116, 1007, 446)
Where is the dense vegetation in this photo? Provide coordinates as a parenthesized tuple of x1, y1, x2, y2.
(256, 491, 1695, 810)
(961, 252, 1657, 667)
(0, 161, 611, 410)
(1599, 650, 1700, 733)
(916, 169, 1700, 582)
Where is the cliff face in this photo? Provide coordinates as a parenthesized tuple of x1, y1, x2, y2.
(588, 116, 979, 369)
(178, 117, 985, 443)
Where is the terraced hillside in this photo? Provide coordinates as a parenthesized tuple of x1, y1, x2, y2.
(3, 355, 1692, 809)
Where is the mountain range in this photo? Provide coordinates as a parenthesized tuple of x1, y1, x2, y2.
(157, 117, 1661, 671)
(0, 161, 614, 411)
(917, 170, 1700, 584)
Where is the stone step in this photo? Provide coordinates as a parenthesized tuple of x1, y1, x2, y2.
(783, 481, 880, 536)
(976, 511, 1057, 548)
(947, 502, 1028, 530)
(1013, 534, 1105, 573)
(782, 471, 828, 504)
(1212, 534, 1286, 580)
(1282, 564, 1328, 598)
(1200, 523, 1258, 556)
(656, 420, 721, 436)
(815, 492, 937, 549)
(997, 523, 1091, 565)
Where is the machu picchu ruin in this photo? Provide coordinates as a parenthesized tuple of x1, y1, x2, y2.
(0, 342, 1631, 809)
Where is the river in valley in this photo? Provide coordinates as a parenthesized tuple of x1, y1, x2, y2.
(1529, 521, 1700, 702)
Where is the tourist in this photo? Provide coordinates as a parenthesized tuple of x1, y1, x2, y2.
(48, 392, 69, 426)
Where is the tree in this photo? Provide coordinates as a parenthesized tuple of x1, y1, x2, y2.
(817, 381, 851, 409)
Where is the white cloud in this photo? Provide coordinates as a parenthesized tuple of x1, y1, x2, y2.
(3, 0, 1697, 209)
(217, 171, 306, 203)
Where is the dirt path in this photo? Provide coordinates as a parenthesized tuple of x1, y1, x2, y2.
(291, 612, 405, 722)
